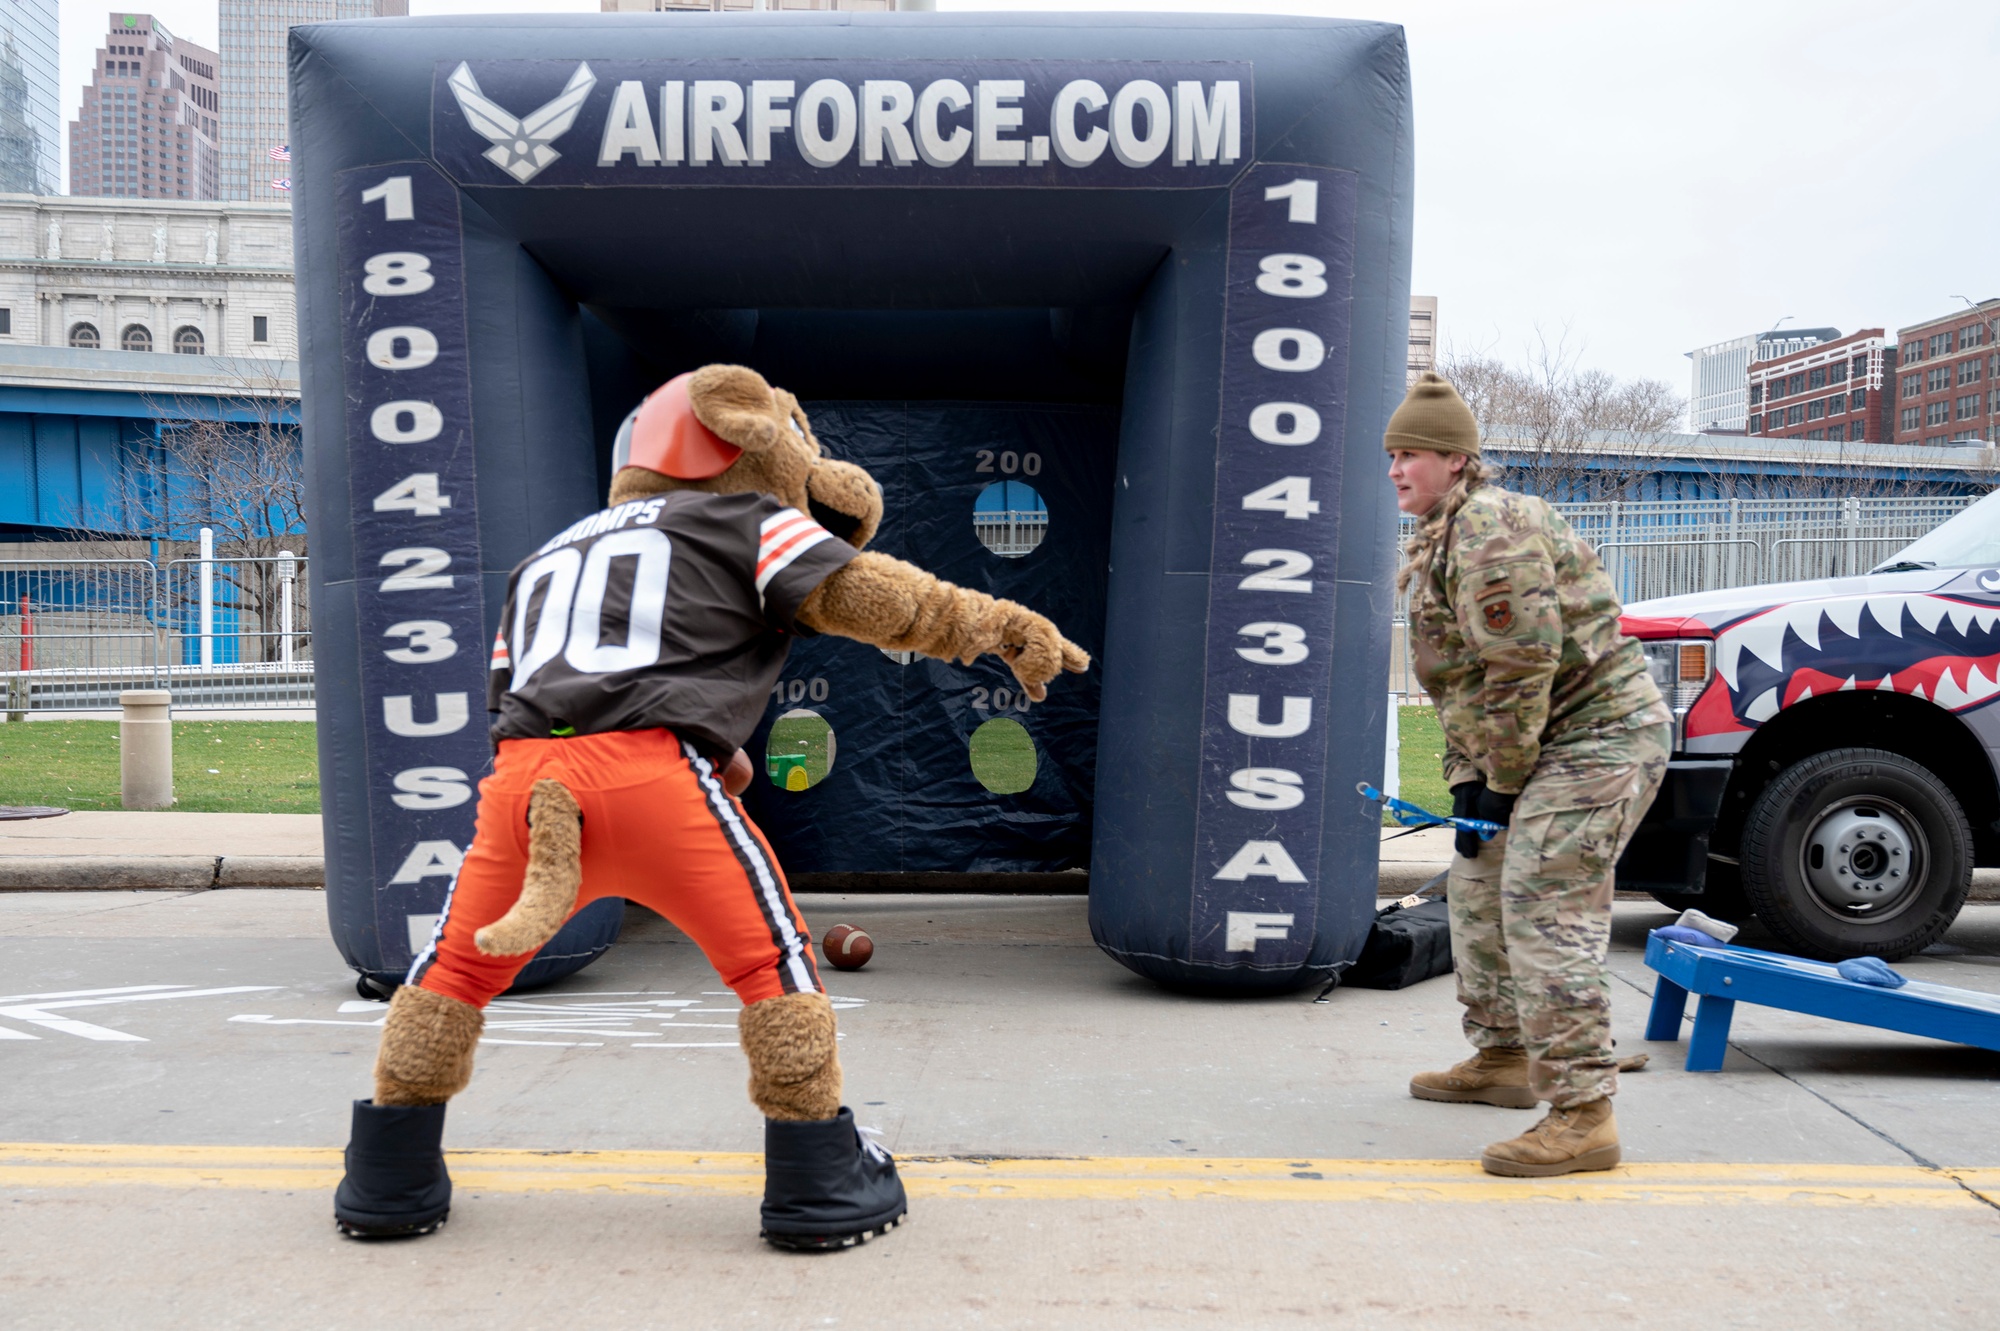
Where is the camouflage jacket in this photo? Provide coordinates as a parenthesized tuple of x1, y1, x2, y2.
(1408, 485, 1667, 794)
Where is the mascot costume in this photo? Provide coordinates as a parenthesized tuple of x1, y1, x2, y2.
(333, 364, 1090, 1250)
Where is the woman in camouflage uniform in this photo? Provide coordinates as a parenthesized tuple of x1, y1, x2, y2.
(1388, 372, 1670, 1178)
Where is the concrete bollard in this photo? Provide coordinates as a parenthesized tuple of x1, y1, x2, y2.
(120, 689, 174, 810)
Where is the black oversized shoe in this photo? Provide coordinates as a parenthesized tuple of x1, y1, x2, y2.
(333, 1099, 452, 1239)
(759, 1107, 908, 1252)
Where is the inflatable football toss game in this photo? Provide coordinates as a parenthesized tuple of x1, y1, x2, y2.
(291, 9, 1413, 995)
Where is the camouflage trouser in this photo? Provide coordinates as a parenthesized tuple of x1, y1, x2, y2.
(1445, 720, 1670, 1107)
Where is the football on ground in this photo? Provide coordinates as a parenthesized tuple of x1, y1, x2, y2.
(723, 749, 753, 797)
(822, 924, 873, 971)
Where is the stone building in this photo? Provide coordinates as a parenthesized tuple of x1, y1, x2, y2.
(0, 195, 293, 359)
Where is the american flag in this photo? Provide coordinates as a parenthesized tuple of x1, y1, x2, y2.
(268, 144, 291, 162)
(269, 177, 292, 192)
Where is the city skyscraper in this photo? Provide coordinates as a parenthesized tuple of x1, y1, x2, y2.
(217, 0, 405, 201)
(0, 1, 58, 195)
(69, 14, 220, 200)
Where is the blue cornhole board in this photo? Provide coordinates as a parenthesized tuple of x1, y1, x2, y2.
(1644, 932, 2000, 1072)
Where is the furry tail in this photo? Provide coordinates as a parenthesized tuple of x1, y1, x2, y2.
(474, 778, 581, 957)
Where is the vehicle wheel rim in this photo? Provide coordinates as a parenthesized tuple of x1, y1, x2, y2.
(1798, 795, 1927, 924)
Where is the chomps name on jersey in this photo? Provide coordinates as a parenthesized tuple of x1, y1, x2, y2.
(538, 497, 669, 556)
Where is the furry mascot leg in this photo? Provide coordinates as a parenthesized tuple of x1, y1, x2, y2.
(373, 985, 485, 1106)
(741, 991, 843, 1120)
(741, 992, 907, 1252)
(334, 779, 581, 1239)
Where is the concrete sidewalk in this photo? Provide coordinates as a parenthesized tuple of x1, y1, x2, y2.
(5, 810, 1998, 900)
(0, 810, 322, 889)
(1376, 823, 1452, 894)
(0, 810, 1440, 893)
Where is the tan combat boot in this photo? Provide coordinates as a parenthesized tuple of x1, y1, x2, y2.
(1408, 1047, 1538, 1109)
(1480, 1098, 1620, 1177)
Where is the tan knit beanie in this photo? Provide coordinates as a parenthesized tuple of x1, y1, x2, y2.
(1384, 371, 1479, 457)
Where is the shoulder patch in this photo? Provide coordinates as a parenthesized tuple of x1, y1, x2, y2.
(1482, 598, 1515, 633)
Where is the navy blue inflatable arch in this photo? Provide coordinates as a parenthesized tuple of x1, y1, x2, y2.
(291, 10, 1412, 994)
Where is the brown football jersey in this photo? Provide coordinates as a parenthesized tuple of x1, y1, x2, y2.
(488, 490, 853, 756)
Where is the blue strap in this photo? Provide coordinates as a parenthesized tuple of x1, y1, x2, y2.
(1356, 782, 1504, 840)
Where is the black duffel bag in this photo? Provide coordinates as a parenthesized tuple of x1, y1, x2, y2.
(1345, 891, 1454, 991)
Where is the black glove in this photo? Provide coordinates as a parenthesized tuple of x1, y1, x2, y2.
(1473, 786, 1518, 829)
(1450, 781, 1484, 860)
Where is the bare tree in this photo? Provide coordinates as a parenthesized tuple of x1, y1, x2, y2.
(64, 366, 306, 664)
(1437, 326, 1685, 502)
(1440, 329, 1989, 505)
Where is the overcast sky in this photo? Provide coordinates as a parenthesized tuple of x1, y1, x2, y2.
(55, 0, 2000, 400)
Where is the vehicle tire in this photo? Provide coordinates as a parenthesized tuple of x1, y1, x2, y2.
(1739, 747, 1972, 961)
(1646, 859, 1754, 921)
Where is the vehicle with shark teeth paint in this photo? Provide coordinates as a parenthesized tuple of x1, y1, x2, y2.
(1615, 488, 2000, 961)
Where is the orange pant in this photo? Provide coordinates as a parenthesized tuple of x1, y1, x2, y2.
(414, 728, 821, 1009)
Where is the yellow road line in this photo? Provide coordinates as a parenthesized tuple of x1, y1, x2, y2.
(0, 1143, 1994, 1209)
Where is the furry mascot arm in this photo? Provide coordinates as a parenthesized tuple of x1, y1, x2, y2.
(797, 553, 1090, 702)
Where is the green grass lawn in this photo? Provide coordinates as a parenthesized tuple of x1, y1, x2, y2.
(0, 720, 321, 813)
(0, 709, 1448, 821)
(969, 716, 1037, 794)
(1392, 705, 1453, 824)
(766, 711, 834, 789)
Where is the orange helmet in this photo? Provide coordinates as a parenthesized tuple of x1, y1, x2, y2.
(610, 372, 742, 480)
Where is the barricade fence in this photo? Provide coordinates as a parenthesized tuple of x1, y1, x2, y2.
(0, 493, 1978, 713)
(973, 508, 1051, 557)
(1390, 493, 1979, 703)
(0, 553, 312, 714)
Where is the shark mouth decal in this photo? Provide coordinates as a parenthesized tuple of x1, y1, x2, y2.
(1687, 592, 2000, 737)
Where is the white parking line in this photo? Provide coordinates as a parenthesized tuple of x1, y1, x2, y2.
(0, 985, 187, 1005)
(1, 986, 280, 1042)
(217, 989, 862, 1053)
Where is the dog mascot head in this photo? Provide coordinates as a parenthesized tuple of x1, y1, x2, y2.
(607, 364, 882, 551)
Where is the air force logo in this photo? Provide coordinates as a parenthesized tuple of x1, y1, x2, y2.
(447, 61, 596, 183)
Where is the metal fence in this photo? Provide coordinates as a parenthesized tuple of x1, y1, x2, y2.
(1554, 495, 1972, 603)
(0, 493, 1978, 713)
(0, 551, 311, 714)
(1390, 493, 1980, 702)
(974, 509, 1051, 557)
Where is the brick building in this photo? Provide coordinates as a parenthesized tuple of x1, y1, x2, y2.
(1747, 329, 1894, 445)
(68, 14, 220, 200)
(1893, 300, 2000, 447)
